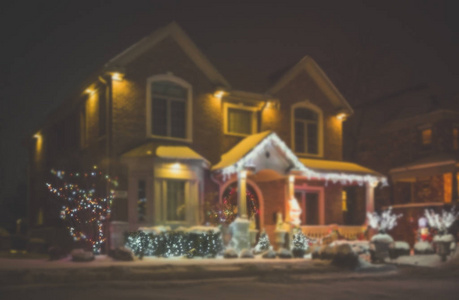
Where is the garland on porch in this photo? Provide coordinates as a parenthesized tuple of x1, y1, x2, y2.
(205, 185, 259, 225)
(46, 169, 116, 253)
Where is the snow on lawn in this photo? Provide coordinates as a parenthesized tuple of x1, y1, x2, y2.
(387, 244, 459, 267)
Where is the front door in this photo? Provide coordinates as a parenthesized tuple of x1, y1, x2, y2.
(295, 190, 321, 225)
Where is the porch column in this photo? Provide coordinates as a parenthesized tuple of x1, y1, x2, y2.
(288, 175, 295, 198)
(237, 170, 248, 218)
(365, 181, 376, 213)
(230, 169, 250, 252)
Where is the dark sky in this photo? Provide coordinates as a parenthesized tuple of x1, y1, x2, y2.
(1, 0, 458, 204)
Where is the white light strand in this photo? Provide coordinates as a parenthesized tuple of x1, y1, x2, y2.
(220, 133, 387, 186)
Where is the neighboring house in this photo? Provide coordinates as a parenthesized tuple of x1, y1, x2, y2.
(28, 22, 385, 248)
(352, 87, 459, 244)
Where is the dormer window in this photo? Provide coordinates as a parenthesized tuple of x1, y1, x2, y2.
(223, 103, 258, 136)
(292, 102, 323, 156)
(146, 75, 192, 141)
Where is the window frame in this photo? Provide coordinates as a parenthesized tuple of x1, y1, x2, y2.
(146, 74, 193, 142)
(223, 102, 258, 137)
(291, 101, 323, 157)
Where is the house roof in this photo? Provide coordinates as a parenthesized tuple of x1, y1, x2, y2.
(122, 143, 209, 166)
(104, 22, 231, 89)
(299, 158, 383, 177)
(266, 56, 353, 115)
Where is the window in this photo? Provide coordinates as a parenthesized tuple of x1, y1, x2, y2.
(224, 103, 258, 136)
(166, 180, 186, 221)
(421, 128, 432, 145)
(419, 126, 433, 151)
(292, 103, 322, 155)
(147, 75, 192, 140)
(98, 88, 106, 137)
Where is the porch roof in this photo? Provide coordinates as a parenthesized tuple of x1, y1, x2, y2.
(212, 131, 387, 185)
(299, 158, 383, 177)
(122, 143, 210, 165)
(389, 153, 458, 181)
(211, 131, 272, 171)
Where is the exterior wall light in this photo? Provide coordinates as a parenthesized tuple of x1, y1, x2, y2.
(85, 88, 96, 95)
(111, 72, 124, 81)
(213, 87, 228, 99)
(336, 112, 348, 121)
(265, 99, 280, 110)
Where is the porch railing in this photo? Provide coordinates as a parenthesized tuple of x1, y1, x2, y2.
(301, 225, 366, 241)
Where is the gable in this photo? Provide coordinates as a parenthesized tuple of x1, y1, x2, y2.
(104, 22, 230, 89)
(267, 56, 353, 115)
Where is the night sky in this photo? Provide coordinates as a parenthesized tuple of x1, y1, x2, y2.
(0, 1, 458, 224)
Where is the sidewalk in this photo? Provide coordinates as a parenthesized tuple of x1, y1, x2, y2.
(0, 255, 395, 286)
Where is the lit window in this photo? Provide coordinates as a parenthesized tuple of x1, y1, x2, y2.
(293, 107, 319, 155)
(342, 190, 348, 211)
(147, 76, 192, 140)
(421, 128, 432, 145)
(166, 180, 186, 221)
(224, 103, 257, 136)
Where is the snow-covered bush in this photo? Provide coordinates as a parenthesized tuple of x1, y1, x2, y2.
(366, 207, 402, 233)
(124, 228, 223, 258)
(414, 241, 434, 254)
(424, 207, 458, 233)
(239, 248, 254, 258)
(332, 244, 358, 269)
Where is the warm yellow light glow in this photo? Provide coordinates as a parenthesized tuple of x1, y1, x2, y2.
(370, 180, 379, 188)
(33, 133, 41, 139)
(111, 72, 124, 81)
(342, 190, 348, 211)
(146, 150, 152, 155)
(85, 88, 95, 95)
(265, 100, 280, 110)
(444, 173, 452, 203)
(93, 165, 98, 170)
(422, 128, 432, 145)
(336, 113, 347, 121)
(171, 162, 181, 170)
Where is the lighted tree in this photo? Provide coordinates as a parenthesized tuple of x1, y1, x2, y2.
(424, 207, 458, 234)
(254, 230, 271, 253)
(366, 207, 402, 233)
(47, 169, 115, 253)
(291, 230, 309, 252)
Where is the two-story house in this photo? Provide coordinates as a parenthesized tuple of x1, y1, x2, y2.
(353, 88, 459, 244)
(28, 22, 386, 249)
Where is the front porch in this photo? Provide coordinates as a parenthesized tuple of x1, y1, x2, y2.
(211, 131, 387, 249)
